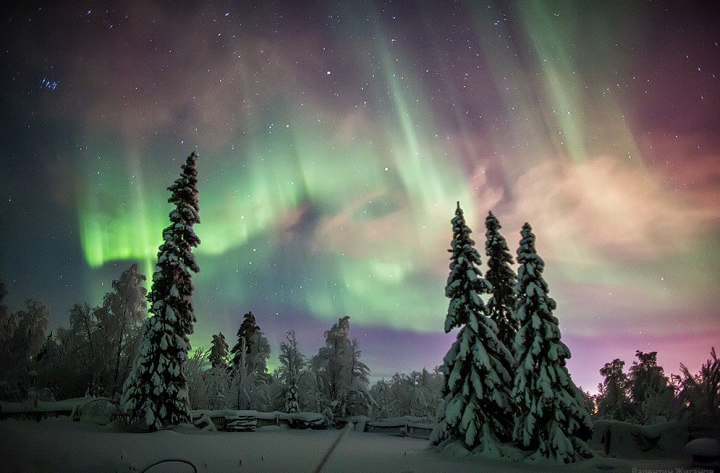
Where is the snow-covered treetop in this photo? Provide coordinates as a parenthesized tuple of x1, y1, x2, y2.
(444, 202, 491, 333)
(485, 210, 500, 234)
(484, 211, 518, 353)
(485, 212, 512, 261)
(515, 223, 551, 301)
(516, 223, 543, 270)
(168, 151, 200, 224)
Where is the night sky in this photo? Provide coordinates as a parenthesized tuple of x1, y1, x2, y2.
(1, 1, 719, 393)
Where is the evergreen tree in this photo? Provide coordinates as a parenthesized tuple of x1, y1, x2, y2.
(320, 316, 351, 401)
(511, 223, 593, 463)
(226, 313, 271, 410)
(326, 318, 349, 406)
(121, 151, 201, 431)
(596, 359, 630, 420)
(231, 311, 270, 377)
(313, 316, 372, 418)
(628, 351, 669, 405)
(430, 202, 514, 453)
(627, 350, 671, 423)
(484, 211, 518, 353)
(231, 311, 257, 367)
(209, 332, 229, 369)
(674, 347, 720, 429)
(317, 316, 351, 415)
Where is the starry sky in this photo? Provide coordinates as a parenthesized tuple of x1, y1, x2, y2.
(1, 1, 719, 393)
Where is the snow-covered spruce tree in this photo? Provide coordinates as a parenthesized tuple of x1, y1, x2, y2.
(627, 350, 671, 423)
(319, 316, 351, 407)
(209, 332, 229, 369)
(484, 211, 518, 355)
(313, 316, 373, 418)
(430, 202, 514, 453)
(675, 348, 720, 429)
(596, 358, 630, 420)
(121, 151, 201, 431)
(231, 311, 270, 377)
(228, 312, 271, 410)
(511, 223, 593, 463)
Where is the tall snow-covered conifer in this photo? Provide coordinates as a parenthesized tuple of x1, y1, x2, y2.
(511, 223, 593, 463)
(231, 311, 270, 377)
(209, 332, 229, 369)
(484, 211, 518, 355)
(121, 151, 201, 431)
(431, 202, 514, 453)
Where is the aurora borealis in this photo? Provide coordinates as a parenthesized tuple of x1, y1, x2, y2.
(1, 1, 719, 392)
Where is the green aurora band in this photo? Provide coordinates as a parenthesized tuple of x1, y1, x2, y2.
(72, 0, 718, 341)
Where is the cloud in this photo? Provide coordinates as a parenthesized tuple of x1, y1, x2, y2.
(510, 155, 700, 266)
(506, 155, 720, 338)
(311, 190, 410, 261)
(640, 131, 720, 223)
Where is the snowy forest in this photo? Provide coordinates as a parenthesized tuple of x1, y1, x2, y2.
(1, 152, 719, 469)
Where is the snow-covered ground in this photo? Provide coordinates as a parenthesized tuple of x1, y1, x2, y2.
(0, 418, 695, 473)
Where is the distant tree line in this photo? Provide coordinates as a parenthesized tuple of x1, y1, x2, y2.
(0, 266, 145, 401)
(595, 348, 720, 436)
(0, 270, 433, 421)
(185, 314, 443, 423)
(185, 314, 375, 420)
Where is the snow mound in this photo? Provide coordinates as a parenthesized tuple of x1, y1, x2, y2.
(78, 398, 122, 425)
(686, 438, 720, 470)
(686, 438, 720, 457)
(590, 420, 689, 459)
